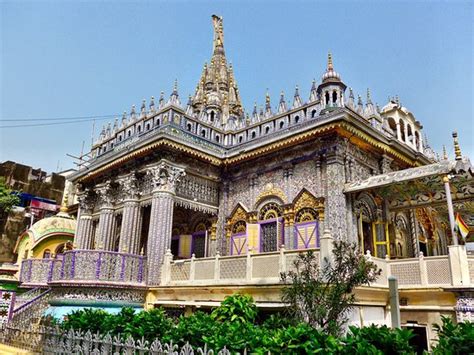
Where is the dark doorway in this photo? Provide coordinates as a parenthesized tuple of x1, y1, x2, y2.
(139, 205, 151, 254)
(192, 232, 206, 258)
(403, 325, 428, 354)
(362, 221, 373, 255)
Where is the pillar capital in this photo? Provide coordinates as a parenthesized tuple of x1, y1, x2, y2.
(96, 180, 115, 208)
(118, 172, 141, 200)
(147, 160, 186, 194)
(77, 188, 95, 213)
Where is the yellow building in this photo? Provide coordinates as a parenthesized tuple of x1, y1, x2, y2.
(14, 203, 75, 270)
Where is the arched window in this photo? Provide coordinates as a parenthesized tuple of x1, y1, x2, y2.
(119, 135, 122, 142)
(265, 126, 270, 134)
(215, 135, 220, 142)
(146, 123, 150, 130)
(137, 126, 141, 133)
(55, 244, 65, 255)
(387, 117, 397, 136)
(332, 91, 338, 103)
(210, 111, 215, 122)
(258, 202, 282, 221)
(43, 249, 51, 259)
(258, 202, 282, 253)
(251, 131, 256, 139)
(155, 119, 161, 126)
(232, 220, 247, 234)
(279, 121, 284, 129)
(325, 92, 330, 105)
(201, 130, 206, 137)
(399, 120, 406, 142)
(239, 136, 243, 143)
(294, 116, 300, 124)
(187, 123, 192, 131)
(295, 208, 318, 223)
(311, 109, 317, 118)
(127, 130, 131, 137)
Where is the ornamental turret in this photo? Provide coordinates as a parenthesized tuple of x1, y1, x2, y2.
(191, 15, 244, 127)
(317, 52, 347, 110)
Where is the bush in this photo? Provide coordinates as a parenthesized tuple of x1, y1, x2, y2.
(344, 325, 415, 355)
(431, 316, 474, 355)
(57, 294, 420, 353)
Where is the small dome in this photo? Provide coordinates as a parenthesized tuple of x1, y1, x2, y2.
(28, 209, 76, 245)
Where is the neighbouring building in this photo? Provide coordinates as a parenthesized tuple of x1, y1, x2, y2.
(7, 15, 473, 350)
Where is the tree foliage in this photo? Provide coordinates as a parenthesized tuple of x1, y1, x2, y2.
(281, 240, 381, 335)
(431, 316, 474, 355)
(0, 177, 20, 214)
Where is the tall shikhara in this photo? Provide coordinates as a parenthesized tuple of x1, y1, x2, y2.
(191, 15, 244, 127)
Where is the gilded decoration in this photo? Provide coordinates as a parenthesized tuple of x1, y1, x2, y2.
(293, 189, 324, 221)
(226, 204, 249, 237)
(254, 183, 287, 208)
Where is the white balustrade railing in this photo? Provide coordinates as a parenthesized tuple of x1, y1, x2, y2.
(161, 247, 320, 286)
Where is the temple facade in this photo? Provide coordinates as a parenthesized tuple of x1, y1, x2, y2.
(7, 15, 473, 346)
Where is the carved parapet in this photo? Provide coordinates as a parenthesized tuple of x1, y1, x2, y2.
(147, 160, 186, 194)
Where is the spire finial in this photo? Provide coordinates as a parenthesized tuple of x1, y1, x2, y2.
(366, 88, 372, 104)
(212, 15, 224, 52)
(327, 52, 334, 71)
(452, 131, 462, 160)
(442, 145, 448, 160)
(59, 192, 68, 213)
(265, 89, 270, 104)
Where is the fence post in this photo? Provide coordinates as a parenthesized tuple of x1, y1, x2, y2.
(190, 254, 196, 281)
(448, 245, 470, 286)
(246, 252, 252, 281)
(419, 252, 428, 286)
(161, 249, 173, 285)
(319, 229, 333, 271)
(279, 245, 287, 275)
(214, 251, 221, 281)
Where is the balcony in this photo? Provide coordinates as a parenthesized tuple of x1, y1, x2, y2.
(19, 250, 147, 288)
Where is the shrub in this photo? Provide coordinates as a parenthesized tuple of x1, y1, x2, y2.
(169, 311, 217, 348)
(211, 294, 257, 324)
(61, 308, 113, 334)
(344, 325, 415, 355)
(431, 316, 474, 355)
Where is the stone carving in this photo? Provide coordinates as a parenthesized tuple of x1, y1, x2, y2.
(95, 180, 114, 208)
(147, 162, 186, 194)
(118, 173, 140, 200)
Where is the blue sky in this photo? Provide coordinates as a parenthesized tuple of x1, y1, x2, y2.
(1, 0, 472, 173)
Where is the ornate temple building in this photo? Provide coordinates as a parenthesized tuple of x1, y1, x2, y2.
(5, 15, 473, 346)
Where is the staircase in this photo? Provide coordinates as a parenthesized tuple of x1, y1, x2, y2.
(10, 288, 51, 328)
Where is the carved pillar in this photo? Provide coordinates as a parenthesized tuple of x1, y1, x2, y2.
(118, 174, 142, 254)
(75, 188, 95, 249)
(283, 206, 295, 249)
(325, 143, 347, 240)
(396, 122, 401, 141)
(283, 163, 294, 201)
(146, 161, 186, 285)
(96, 181, 116, 251)
(380, 155, 393, 174)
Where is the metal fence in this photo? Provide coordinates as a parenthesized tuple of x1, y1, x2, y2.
(0, 325, 234, 354)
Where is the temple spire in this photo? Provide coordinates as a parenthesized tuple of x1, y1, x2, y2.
(327, 52, 334, 71)
(212, 14, 224, 53)
(452, 131, 462, 160)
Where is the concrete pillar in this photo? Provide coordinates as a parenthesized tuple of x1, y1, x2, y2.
(96, 181, 116, 251)
(146, 160, 186, 286)
(319, 229, 334, 271)
(325, 143, 347, 240)
(118, 174, 142, 254)
(75, 189, 95, 249)
(388, 276, 401, 329)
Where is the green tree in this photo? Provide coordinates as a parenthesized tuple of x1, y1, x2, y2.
(431, 316, 474, 355)
(0, 177, 20, 214)
(281, 240, 381, 335)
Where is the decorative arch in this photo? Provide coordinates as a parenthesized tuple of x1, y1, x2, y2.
(354, 192, 377, 222)
(258, 202, 282, 221)
(254, 183, 287, 209)
(292, 189, 324, 249)
(293, 189, 325, 221)
(226, 203, 250, 255)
